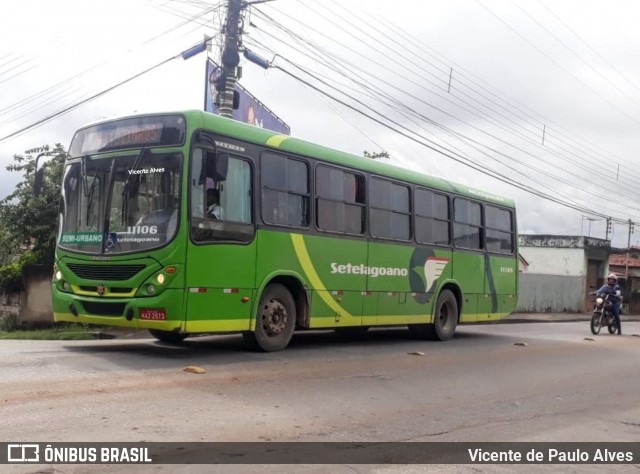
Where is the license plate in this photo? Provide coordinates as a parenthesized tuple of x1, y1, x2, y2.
(139, 308, 166, 320)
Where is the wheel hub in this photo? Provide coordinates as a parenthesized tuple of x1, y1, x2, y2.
(262, 299, 287, 335)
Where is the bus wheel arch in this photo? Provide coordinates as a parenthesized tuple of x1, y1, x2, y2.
(244, 277, 307, 352)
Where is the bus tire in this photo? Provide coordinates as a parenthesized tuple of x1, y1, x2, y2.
(433, 289, 458, 341)
(408, 289, 458, 341)
(245, 283, 296, 352)
(149, 329, 187, 344)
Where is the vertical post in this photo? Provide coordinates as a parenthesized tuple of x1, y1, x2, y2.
(219, 0, 242, 118)
(447, 67, 453, 93)
(626, 219, 633, 279)
(541, 124, 546, 146)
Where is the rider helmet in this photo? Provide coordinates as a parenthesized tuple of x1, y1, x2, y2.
(607, 273, 618, 284)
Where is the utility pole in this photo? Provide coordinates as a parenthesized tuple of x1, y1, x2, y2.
(219, 0, 243, 118)
(626, 219, 634, 279)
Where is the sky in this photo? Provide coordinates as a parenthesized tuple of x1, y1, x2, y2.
(1, 0, 640, 247)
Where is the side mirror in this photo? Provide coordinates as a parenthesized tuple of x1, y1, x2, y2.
(33, 168, 44, 197)
(204, 151, 229, 182)
(214, 153, 229, 181)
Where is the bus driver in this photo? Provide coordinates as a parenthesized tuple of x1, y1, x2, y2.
(207, 188, 224, 219)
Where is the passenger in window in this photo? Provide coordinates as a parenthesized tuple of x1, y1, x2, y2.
(207, 188, 224, 219)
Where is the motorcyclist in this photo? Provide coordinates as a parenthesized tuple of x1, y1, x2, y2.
(596, 273, 622, 335)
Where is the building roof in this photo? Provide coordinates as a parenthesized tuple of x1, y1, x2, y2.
(609, 250, 640, 268)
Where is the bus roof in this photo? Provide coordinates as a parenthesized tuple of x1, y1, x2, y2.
(81, 109, 515, 208)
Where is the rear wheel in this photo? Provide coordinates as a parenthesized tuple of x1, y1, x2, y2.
(149, 329, 187, 344)
(590, 313, 602, 335)
(409, 289, 458, 341)
(243, 283, 296, 352)
(432, 289, 458, 341)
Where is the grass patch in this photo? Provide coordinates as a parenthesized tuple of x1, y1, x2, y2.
(0, 324, 95, 340)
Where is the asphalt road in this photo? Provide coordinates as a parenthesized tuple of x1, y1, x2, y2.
(2, 321, 640, 473)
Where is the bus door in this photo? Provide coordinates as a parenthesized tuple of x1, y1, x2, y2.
(308, 166, 367, 328)
(481, 206, 518, 320)
(452, 198, 485, 323)
(366, 178, 415, 325)
(184, 146, 257, 333)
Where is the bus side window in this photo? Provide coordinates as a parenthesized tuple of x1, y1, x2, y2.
(316, 165, 365, 235)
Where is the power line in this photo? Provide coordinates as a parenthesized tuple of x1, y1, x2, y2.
(473, 0, 640, 128)
(511, 1, 640, 113)
(0, 52, 183, 144)
(0, 3, 219, 129)
(314, 0, 640, 186)
(537, 0, 640, 96)
(253, 3, 640, 197)
(329, 0, 640, 182)
(240, 4, 640, 225)
(249, 6, 640, 207)
(270, 56, 630, 223)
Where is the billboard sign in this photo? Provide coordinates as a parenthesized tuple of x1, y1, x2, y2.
(204, 59, 290, 135)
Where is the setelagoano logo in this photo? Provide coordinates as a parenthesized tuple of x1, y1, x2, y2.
(330, 262, 408, 278)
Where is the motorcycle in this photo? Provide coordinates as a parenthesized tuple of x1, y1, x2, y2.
(590, 292, 620, 335)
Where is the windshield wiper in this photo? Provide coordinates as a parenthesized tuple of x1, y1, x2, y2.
(121, 148, 148, 226)
(80, 155, 90, 197)
(85, 166, 100, 226)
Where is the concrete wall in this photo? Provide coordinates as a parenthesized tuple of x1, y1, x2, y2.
(19, 265, 53, 324)
(517, 273, 585, 312)
(519, 247, 586, 276)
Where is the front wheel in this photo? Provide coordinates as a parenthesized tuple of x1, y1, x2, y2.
(608, 317, 618, 334)
(590, 313, 602, 335)
(244, 283, 296, 352)
(149, 329, 187, 344)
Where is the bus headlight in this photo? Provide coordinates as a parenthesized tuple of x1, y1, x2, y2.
(55, 270, 63, 281)
(136, 265, 180, 297)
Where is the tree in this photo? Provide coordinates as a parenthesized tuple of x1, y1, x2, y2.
(0, 144, 66, 269)
(363, 150, 390, 160)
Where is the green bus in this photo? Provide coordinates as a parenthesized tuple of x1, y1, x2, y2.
(51, 110, 518, 351)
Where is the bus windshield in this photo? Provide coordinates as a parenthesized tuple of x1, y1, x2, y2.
(58, 151, 182, 254)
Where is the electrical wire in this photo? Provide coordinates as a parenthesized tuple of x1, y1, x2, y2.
(249, 7, 640, 205)
(0, 50, 185, 144)
(242, 4, 640, 225)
